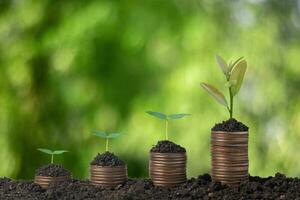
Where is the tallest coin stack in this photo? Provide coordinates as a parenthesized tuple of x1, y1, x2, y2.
(211, 131, 249, 187)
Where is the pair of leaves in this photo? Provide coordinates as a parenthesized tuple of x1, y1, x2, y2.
(94, 131, 122, 139)
(146, 111, 190, 120)
(216, 55, 244, 78)
(200, 56, 247, 107)
(37, 148, 68, 155)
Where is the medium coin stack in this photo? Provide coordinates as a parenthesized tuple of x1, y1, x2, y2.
(90, 165, 128, 187)
(34, 175, 71, 188)
(150, 152, 187, 187)
(211, 131, 249, 187)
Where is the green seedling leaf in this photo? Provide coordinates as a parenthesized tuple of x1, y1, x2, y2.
(93, 130, 122, 152)
(53, 150, 68, 155)
(37, 148, 53, 154)
(200, 82, 228, 107)
(38, 148, 68, 164)
(146, 111, 189, 140)
(146, 111, 167, 120)
(107, 132, 122, 138)
(168, 113, 191, 120)
(94, 131, 108, 138)
(229, 59, 247, 96)
(229, 56, 244, 71)
(216, 55, 229, 75)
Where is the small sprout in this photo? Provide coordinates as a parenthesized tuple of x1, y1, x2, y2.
(37, 148, 68, 164)
(200, 55, 247, 118)
(93, 131, 122, 152)
(146, 111, 190, 140)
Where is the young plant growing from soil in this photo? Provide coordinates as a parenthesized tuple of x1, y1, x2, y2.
(200, 55, 249, 187)
(93, 131, 122, 152)
(35, 148, 70, 188)
(37, 148, 68, 164)
(200, 55, 247, 118)
(146, 111, 189, 186)
(146, 111, 190, 140)
(91, 131, 127, 187)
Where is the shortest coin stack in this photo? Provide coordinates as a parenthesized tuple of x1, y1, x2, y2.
(34, 175, 71, 188)
(150, 152, 187, 187)
(211, 131, 249, 187)
(90, 165, 128, 187)
(34, 164, 71, 189)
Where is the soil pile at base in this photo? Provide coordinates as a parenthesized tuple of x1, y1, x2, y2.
(90, 151, 125, 166)
(150, 140, 186, 153)
(212, 118, 249, 132)
(35, 164, 71, 177)
(1, 173, 300, 199)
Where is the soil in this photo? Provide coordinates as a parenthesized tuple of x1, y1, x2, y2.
(90, 151, 125, 166)
(150, 140, 186, 153)
(212, 118, 249, 132)
(35, 164, 71, 177)
(1, 173, 299, 199)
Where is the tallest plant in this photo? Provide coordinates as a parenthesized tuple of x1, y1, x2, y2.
(200, 55, 247, 118)
(200, 55, 249, 187)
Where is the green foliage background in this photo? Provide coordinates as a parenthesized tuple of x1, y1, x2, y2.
(0, 0, 300, 179)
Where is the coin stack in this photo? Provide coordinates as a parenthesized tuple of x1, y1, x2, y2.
(34, 175, 71, 188)
(90, 165, 128, 187)
(211, 131, 249, 187)
(150, 152, 187, 187)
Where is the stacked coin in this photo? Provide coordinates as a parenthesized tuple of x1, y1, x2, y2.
(149, 152, 187, 187)
(34, 175, 71, 188)
(211, 131, 249, 187)
(90, 165, 127, 187)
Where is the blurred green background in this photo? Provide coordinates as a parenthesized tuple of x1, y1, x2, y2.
(0, 0, 300, 180)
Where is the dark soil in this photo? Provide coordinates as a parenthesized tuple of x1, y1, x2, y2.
(35, 164, 71, 177)
(150, 140, 186, 153)
(90, 151, 125, 166)
(212, 118, 249, 132)
(1, 173, 299, 199)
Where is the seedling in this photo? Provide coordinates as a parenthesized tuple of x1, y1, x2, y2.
(200, 55, 247, 118)
(94, 131, 122, 152)
(146, 111, 190, 140)
(37, 148, 68, 164)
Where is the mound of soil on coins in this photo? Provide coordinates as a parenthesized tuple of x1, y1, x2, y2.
(90, 151, 125, 166)
(212, 118, 249, 132)
(1, 173, 299, 199)
(35, 164, 71, 177)
(150, 140, 186, 153)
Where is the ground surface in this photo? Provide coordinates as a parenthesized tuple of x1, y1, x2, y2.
(1, 173, 299, 200)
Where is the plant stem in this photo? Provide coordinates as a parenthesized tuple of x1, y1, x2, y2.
(165, 120, 169, 140)
(51, 154, 54, 164)
(106, 138, 109, 152)
(229, 88, 233, 118)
